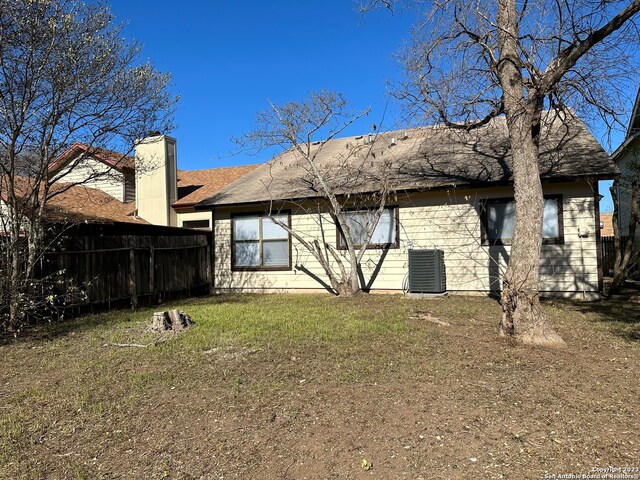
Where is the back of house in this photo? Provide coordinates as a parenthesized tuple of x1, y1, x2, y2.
(197, 110, 617, 299)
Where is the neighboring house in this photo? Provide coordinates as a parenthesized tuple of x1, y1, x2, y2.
(130, 135, 258, 229)
(50, 143, 137, 203)
(37, 182, 146, 225)
(599, 212, 614, 237)
(197, 110, 617, 299)
(611, 88, 640, 251)
(34, 135, 257, 229)
(0, 175, 146, 236)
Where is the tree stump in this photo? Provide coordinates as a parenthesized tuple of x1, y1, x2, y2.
(151, 309, 194, 332)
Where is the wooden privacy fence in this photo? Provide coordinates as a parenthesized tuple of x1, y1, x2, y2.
(41, 225, 212, 309)
(600, 235, 628, 277)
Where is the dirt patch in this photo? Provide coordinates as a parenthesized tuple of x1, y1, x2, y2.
(1, 294, 638, 479)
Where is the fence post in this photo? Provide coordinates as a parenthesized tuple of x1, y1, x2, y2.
(85, 237, 91, 303)
(129, 248, 138, 308)
(205, 243, 212, 290)
(149, 246, 155, 297)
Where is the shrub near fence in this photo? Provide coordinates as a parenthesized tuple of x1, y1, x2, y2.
(41, 222, 212, 310)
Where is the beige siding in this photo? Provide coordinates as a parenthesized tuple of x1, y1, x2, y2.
(54, 157, 125, 201)
(0, 202, 14, 232)
(213, 182, 601, 298)
(176, 210, 212, 229)
(135, 135, 177, 226)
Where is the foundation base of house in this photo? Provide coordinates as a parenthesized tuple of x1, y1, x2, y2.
(211, 287, 600, 301)
(404, 292, 449, 299)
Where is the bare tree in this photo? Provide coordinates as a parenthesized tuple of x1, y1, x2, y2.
(366, 0, 640, 347)
(0, 0, 177, 330)
(239, 91, 394, 295)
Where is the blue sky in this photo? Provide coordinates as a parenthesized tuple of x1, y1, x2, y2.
(108, 0, 632, 212)
(109, 1, 416, 166)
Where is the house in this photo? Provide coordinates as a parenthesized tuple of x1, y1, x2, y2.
(196, 110, 617, 299)
(50, 143, 137, 203)
(0, 175, 147, 234)
(611, 88, 640, 255)
(1, 138, 256, 309)
(42, 136, 257, 229)
(20, 177, 146, 225)
(599, 212, 614, 237)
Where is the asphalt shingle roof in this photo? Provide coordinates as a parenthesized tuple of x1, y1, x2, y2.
(5, 176, 146, 225)
(174, 164, 259, 208)
(198, 111, 617, 207)
(50, 143, 135, 172)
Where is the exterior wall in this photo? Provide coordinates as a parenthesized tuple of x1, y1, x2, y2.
(616, 143, 640, 248)
(54, 157, 125, 202)
(124, 171, 136, 203)
(0, 201, 34, 233)
(213, 182, 601, 298)
(0, 201, 12, 232)
(135, 135, 178, 226)
(176, 210, 212, 229)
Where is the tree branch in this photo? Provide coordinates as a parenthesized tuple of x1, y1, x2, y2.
(541, 0, 640, 94)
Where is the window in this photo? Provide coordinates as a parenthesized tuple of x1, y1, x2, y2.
(182, 219, 210, 230)
(337, 207, 399, 249)
(482, 196, 563, 245)
(232, 212, 291, 270)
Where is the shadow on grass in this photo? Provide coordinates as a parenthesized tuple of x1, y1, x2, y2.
(562, 297, 640, 342)
(0, 293, 255, 346)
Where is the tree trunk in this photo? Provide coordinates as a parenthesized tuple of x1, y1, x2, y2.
(7, 207, 24, 331)
(346, 250, 361, 295)
(334, 271, 361, 296)
(496, 0, 565, 348)
(499, 109, 564, 347)
(151, 309, 194, 331)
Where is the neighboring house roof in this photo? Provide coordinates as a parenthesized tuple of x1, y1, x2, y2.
(49, 142, 135, 173)
(612, 87, 640, 161)
(4, 176, 145, 225)
(46, 184, 145, 224)
(627, 86, 640, 139)
(173, 164, 259, 208)
(41, 162, 255, 222)
(611, 134, 639, 161)
(198, 110, 617, 207)
(5, 145, 258, 225)
(600, 212, 614, 236)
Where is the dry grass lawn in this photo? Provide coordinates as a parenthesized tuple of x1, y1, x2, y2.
(1, 294, 639, 479)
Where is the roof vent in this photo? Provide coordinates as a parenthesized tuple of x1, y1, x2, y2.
(402, 132, 408, 140)
(367, 134, 374, 143)
(390, 137, 397, 146)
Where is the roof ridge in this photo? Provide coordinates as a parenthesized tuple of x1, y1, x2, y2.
(50, 142, 134, 173)
(304, 109, 574, 146)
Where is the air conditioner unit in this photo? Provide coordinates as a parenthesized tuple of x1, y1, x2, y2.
(408, 249, 446, 294)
